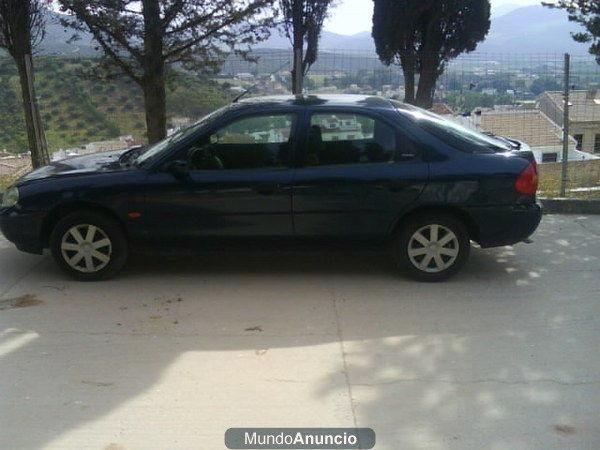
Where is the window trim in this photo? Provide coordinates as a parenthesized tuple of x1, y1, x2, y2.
(594, 134, 600, 154)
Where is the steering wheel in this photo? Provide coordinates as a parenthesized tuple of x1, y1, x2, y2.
(189, 145, 224, 170)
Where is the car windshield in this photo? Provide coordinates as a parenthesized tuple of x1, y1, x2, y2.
(392, 101, 511, 153)
(134, 106, 230, 167)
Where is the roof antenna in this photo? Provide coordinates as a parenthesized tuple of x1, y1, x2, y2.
(232, 59, 291, 103)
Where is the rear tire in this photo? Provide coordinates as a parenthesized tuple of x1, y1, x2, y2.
(394, 213, 470, 282)
(50, 211, 128, 281)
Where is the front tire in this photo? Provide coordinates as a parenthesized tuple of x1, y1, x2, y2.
(394, 213, 470, 282)
(50, 211, 128, 281)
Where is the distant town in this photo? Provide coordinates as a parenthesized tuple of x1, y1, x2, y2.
(2, 52, 600, 174)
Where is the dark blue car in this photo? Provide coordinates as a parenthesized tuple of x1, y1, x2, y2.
(0, 95, 541, 281)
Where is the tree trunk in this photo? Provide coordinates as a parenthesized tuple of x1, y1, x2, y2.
(415, 12, 443, 110)
(142, 0, 167, 144)
(415, 56, 439, 109)
(415, 73, 436, 109)
(400, 54, 416, 104)
(291, 0, 304, 95)
(142, 71, 167, 144)
(15, 53, 49, 168)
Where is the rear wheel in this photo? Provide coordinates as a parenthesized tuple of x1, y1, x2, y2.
(50, 211, 128, 281)
(394, 213, 470, 282)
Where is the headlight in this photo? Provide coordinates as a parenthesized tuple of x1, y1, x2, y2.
(1, 187, 19, 208)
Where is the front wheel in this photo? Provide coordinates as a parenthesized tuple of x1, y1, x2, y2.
(394, 213, 470, 282)
(50, 211, 128, 281)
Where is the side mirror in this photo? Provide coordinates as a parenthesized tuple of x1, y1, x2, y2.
(163, 160, 189, 179)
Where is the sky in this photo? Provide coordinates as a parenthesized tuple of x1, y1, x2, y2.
(324, 0, 542, 35)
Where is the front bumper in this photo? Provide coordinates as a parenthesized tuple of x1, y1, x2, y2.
(0, 207, 46, 254)
(467, 202, 543, 248)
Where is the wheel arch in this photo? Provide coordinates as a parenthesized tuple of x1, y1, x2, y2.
(390, 204, 480, 243)
(41, 202, 127, 247)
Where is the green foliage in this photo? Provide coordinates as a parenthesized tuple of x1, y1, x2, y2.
(166, 77, 230, 119)
(0, 75, 27, 152)
(446, 91, 515, 111)
(530, 77, 562, 95)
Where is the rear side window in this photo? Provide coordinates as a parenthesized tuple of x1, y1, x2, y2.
(391, 100, 507, 154)
(306, 113, 397, 166)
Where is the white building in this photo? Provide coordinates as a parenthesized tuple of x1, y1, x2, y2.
(249, 128, 285, 143)
(235, 72, 255, 81)
(317, 115, 366, 142)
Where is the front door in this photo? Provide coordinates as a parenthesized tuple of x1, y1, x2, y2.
(143, 112, 298, 240)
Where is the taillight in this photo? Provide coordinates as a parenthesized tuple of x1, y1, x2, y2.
(514, 162, 538, 195)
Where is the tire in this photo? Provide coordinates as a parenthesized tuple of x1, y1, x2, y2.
(393, 213, 470, 282)
(49, 211, 128, 281)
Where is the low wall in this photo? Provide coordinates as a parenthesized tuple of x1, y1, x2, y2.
(0, 157, 31, 176)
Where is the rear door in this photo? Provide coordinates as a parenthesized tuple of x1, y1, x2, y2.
(292, 108, 429, 237)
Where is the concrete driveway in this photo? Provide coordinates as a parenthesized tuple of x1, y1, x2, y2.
(1, 215, 599, 450)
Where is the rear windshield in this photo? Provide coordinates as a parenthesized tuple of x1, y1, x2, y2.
(391, 101, 511, 154)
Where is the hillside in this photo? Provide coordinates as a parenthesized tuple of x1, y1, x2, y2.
(255, 5, 589, 55)
(39, 9, 97, 56)
(255, 29, 375, 51)
(0, 58, 231, 154)
(492, 3, 526, 18)
(476, 5, 589, 54)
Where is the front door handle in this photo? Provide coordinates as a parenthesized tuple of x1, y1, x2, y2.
(254, 184, 281, 195)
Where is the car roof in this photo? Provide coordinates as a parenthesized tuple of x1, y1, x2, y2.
(235, 94, 395, 110)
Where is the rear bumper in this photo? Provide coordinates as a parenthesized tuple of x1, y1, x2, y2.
(0, 207, 45, 254)
(466, 203, 542, 248)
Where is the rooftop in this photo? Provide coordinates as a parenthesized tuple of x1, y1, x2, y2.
(542, 90, 600, 122)
(480, 110, 564, 148)
(430, 103, 455, 115)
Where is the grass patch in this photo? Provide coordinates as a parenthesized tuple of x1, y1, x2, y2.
(538, 160, 600, 199)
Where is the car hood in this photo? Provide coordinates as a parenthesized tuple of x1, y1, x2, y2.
(17, 149, 133, 184)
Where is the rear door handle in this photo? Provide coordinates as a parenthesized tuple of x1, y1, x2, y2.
(375, 182, 408, 192)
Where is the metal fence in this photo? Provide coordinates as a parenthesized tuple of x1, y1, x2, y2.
(1, 50, 600, 197)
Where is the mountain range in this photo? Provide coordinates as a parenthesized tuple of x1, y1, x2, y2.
(492, 3, 527, 18)
(34, 5, 594, 57)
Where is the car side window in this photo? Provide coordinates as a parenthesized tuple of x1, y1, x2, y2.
(188, 114, 295, 170)
(306, 112, 398, 166)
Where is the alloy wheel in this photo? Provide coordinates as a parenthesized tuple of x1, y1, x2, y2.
(60, 224, 112, 273)
(407, 224, 460, 273)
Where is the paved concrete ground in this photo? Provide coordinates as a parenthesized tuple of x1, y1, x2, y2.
(0, 215, 599, 450)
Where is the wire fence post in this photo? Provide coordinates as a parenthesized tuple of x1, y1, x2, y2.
(560, 53, 570, 197)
